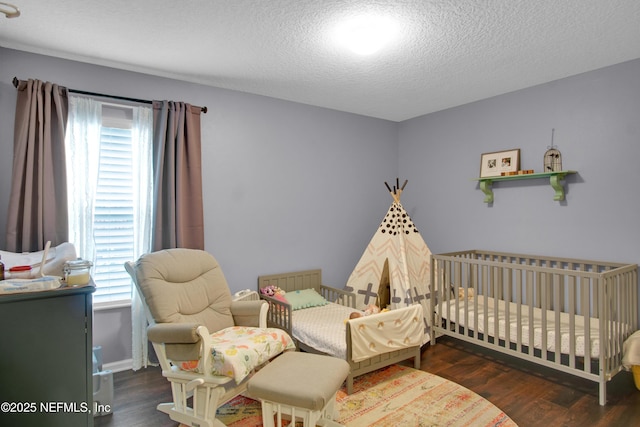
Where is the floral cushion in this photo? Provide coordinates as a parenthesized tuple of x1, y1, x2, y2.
(180, 326, 295, 383)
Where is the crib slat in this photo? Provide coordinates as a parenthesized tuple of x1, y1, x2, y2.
(482, 264, 489, 345)
(568, 274, 576, 369)
(541, 272, 548, 360)
(504, 265, 512, 347)
(527, 270, 535, 358)
(582, 273, 592, 371)
(492, 265, 499, 345)
(554, 272, 562, 366)
(515, 267, 523, 353)
(471, 261, 476, 333)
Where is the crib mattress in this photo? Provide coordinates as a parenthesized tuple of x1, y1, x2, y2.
(291, 303, 357, 360)
(439, 297, 606, 358)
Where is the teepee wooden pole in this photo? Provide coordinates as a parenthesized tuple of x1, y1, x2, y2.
(385, 178, 408, 204)
(384, 178, 408, 203)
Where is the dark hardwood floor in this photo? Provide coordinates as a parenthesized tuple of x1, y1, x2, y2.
(95, 336, 640, 427)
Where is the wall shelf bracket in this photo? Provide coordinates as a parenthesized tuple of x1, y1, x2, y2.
(479, 179, 494, 203)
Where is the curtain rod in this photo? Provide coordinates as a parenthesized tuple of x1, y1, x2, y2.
(12, 77, 208, 113)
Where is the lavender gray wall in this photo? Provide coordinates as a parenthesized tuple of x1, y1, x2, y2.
(2, 47, 639, 366)
(0, 47, 398, 365)
(399, 58, 640, 267)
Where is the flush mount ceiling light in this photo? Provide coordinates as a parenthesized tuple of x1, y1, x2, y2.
(333, 14, 398, 55)
(0, 2, 20, 18)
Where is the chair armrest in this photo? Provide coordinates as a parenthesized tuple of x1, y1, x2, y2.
(231, 300, 268, 328)
(147, 323, 205, 364)
(147, 322, 201, 344)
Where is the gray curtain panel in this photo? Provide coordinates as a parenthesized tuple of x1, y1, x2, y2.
(6, 79, 69, 252)
(151, 100, 205, 251)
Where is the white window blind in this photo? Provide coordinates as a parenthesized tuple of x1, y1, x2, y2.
(92, 124, 136, 303)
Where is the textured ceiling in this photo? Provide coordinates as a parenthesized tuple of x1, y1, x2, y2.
(1, 0, 640, 122)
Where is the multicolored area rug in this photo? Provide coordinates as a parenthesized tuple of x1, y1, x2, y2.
(201, 365, 517, 426)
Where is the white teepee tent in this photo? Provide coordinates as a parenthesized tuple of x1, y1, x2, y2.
(344, 179, 432, 342)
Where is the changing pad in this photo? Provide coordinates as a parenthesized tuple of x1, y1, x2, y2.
(0, 276, 62, 294)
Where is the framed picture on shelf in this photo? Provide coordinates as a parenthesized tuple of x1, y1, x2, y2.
(479, 149, 520, 178)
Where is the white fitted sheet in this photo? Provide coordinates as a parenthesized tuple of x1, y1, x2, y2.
(439, 297, 607, 358)
(291, 303, 357, 360)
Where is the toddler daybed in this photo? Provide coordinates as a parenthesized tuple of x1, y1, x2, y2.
(257, 269, 424, 394)
(430, 250, 638, 406)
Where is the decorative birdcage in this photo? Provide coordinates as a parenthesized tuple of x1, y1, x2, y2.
(544, 129, 562, 172)
(544, 147, 562, 172)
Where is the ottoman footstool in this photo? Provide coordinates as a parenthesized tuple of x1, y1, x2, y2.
(247, 351, 350, 427)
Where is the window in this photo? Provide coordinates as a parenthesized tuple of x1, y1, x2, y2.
(66, 97, 153, 306)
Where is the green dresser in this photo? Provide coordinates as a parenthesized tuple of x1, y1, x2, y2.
(0, 285, 95, 427)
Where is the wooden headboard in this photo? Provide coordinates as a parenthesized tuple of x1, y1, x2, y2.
(257, 269, 322, 293)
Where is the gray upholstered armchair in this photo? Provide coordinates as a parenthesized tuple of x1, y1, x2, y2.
(125, 248, 294, 427)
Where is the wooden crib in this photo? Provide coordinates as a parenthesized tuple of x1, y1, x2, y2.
(430, 250, 638, 406)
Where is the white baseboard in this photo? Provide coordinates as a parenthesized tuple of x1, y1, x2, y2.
(103, 358, 133, 373)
